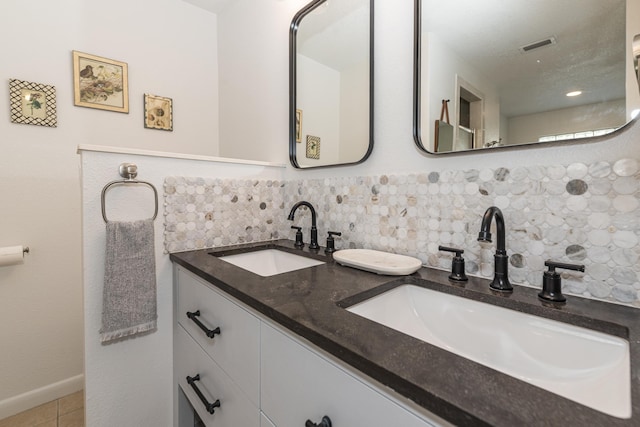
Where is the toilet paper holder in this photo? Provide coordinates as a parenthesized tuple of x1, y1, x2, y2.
(0, 245, 29, 267)
(0, 246, 29, 254)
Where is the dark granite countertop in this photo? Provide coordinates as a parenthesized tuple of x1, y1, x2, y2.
(170, 239, 640, 426)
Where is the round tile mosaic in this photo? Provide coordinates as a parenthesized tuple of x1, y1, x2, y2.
(164, 157, 640, 307)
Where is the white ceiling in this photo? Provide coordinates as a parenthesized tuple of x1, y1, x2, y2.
(297, 0, 370, 71)
(423, 0, 626, 117)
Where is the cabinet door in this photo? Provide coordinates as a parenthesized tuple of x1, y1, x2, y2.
(176, 267, 260, 405)
(261, 323, 437, 427)
(176, 325, 260, 427)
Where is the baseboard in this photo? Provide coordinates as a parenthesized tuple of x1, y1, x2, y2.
(0, 374, 84, 420)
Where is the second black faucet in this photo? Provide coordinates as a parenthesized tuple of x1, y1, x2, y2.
(478, 206, 512, 292)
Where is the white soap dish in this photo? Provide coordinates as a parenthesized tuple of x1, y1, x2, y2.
(332, 249, 423, 275)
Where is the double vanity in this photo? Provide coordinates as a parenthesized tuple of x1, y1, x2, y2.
(170, 239, 639, 427)
(170, 0, 640, 422)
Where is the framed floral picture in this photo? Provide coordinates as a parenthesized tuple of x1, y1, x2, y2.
(9, 79, 57, 127)
(144, 94, 173, 131)
(72, 51, 129, 113)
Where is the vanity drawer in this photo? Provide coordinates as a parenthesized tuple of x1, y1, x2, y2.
(261, 323, 439, 427)
(176, 267, 260, 405)
(176, 325, 260, 427)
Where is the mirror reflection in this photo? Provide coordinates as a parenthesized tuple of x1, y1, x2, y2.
(290, 0, 373, 168)
(414, 0, 640, 154)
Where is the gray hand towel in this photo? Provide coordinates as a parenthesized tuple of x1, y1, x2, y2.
(100, 219, 157, 343)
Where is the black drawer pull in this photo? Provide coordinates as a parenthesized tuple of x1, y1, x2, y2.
(186, 374, 221, 414)
(306, 416, 332, 427)
(186, 310, 221, 339)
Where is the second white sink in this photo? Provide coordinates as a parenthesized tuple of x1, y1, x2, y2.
(217, 249, 324, 277)
(346, 284, 630, 418)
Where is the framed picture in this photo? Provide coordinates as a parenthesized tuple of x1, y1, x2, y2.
(295, 109, 303, 142)
(9, 79, 57, 127)
(144, 94, 173, 131)
(72, 51, 129, 113)
(306, 135, 320, 159)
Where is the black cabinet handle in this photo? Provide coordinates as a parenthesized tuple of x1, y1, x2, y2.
(186, 374, 221, 414)
(186, 310, 221, 339)
(306, 415, 332, 427)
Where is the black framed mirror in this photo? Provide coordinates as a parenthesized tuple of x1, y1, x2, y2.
(289, 0, 374, 168)
(414, 0, 640, 155)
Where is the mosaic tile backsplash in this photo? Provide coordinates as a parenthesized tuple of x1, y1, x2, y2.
(164, 158, 640, 307)
(164, 176, 287, 251)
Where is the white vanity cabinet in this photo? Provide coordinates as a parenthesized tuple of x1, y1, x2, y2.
(174, 265, 443, 427)
(261, 323, 439, 427)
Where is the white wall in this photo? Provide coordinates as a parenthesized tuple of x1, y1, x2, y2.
(340, 60, 371, 161)
(295, 55, 369, 167)
(0, 0, 220, 419)
(217, 0, 308, 162)
(508, 99, 627, 145)
(297, 55, 341, 166)
(80, 148, 284, 427)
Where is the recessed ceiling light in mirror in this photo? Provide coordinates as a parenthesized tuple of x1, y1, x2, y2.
(566, 91, 583, 97)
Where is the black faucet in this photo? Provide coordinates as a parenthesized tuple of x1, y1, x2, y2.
(287, 201, 319, 249)
(478, 206, 513, 292)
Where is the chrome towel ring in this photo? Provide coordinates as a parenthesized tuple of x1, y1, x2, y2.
(101, 163, 159, 223)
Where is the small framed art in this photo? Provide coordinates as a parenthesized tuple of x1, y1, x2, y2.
(306, 135, 320, 159)
(72, 51, 129, 113)
(295, 109, 302, 142)
(144, 94, 173, 131)
(9, 79, 57, 127)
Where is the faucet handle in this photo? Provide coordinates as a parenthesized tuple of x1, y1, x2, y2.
(291, 226, 304, 248)
(438, 246, 468, 282)
(325, 231, 342, 254)
(544, 260, 586, 273)
(538, 260, 585, 303)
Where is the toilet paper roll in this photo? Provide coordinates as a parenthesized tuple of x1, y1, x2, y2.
(0, 246, 25, 267)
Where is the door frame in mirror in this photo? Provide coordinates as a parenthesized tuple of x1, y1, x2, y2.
(289, 0, 374, 169)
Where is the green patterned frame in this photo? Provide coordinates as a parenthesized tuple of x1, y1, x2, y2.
(9, 79, 57, 127)
(306, 135, 320, 159)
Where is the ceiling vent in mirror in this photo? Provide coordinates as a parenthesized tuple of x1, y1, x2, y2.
(519, 36, 557, 53)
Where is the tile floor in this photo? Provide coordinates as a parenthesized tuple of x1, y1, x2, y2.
(0, 391, 84, 427)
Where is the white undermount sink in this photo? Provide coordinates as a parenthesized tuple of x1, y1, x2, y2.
(347, 284, 631, 419)
(216, 249, 324, 277)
